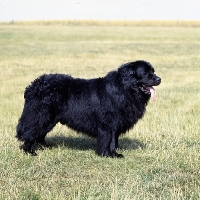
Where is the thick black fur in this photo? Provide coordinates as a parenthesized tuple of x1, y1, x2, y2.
(16, 60, 161, 157)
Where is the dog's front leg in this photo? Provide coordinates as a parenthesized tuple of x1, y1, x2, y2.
(97, 127, 124, 158)
(110, 131, 124, 158)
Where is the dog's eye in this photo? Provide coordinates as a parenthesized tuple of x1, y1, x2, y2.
(129, 71, 134, 76)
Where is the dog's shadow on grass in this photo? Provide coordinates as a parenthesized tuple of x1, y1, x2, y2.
(46, 135, 146, 152)
(46, 135, 96, 151)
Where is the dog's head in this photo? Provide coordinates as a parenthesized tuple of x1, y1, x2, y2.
(118, 60, 161, 101)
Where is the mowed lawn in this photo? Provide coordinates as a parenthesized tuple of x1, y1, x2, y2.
(0, 24, 200, 199)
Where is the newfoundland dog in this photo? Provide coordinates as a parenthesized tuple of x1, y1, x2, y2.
(16, 60, 161, 158)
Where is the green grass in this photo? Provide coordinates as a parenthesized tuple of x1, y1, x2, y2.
(0, 24, 200, 199)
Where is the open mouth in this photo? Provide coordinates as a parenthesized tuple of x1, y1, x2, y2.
(139, 85, 156, 101)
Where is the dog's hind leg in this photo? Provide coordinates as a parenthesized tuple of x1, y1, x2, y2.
(16, 102, 40, 155)
(22, 139, 37, 156)
(16, 101, 57, 155)
(19, 117, 56, 155)
(37, 122, 57, 148)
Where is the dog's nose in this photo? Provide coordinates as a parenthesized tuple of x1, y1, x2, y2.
(156, 77, 161, 84)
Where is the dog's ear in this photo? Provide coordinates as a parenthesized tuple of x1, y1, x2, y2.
(118, 63, 136, 89)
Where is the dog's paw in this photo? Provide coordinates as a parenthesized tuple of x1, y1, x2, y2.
(30, 152, 38, 156)
(115, 153, 124, 158)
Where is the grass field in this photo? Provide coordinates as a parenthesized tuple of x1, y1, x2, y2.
(0, 23, 200, 199)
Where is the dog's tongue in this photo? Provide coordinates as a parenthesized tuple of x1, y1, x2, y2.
(149, 86, 156, 101)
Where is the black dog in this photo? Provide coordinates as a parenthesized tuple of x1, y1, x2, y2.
(16, 60, 161, 157)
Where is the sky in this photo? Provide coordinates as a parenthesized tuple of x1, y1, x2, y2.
(0, 0, 200, 22)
